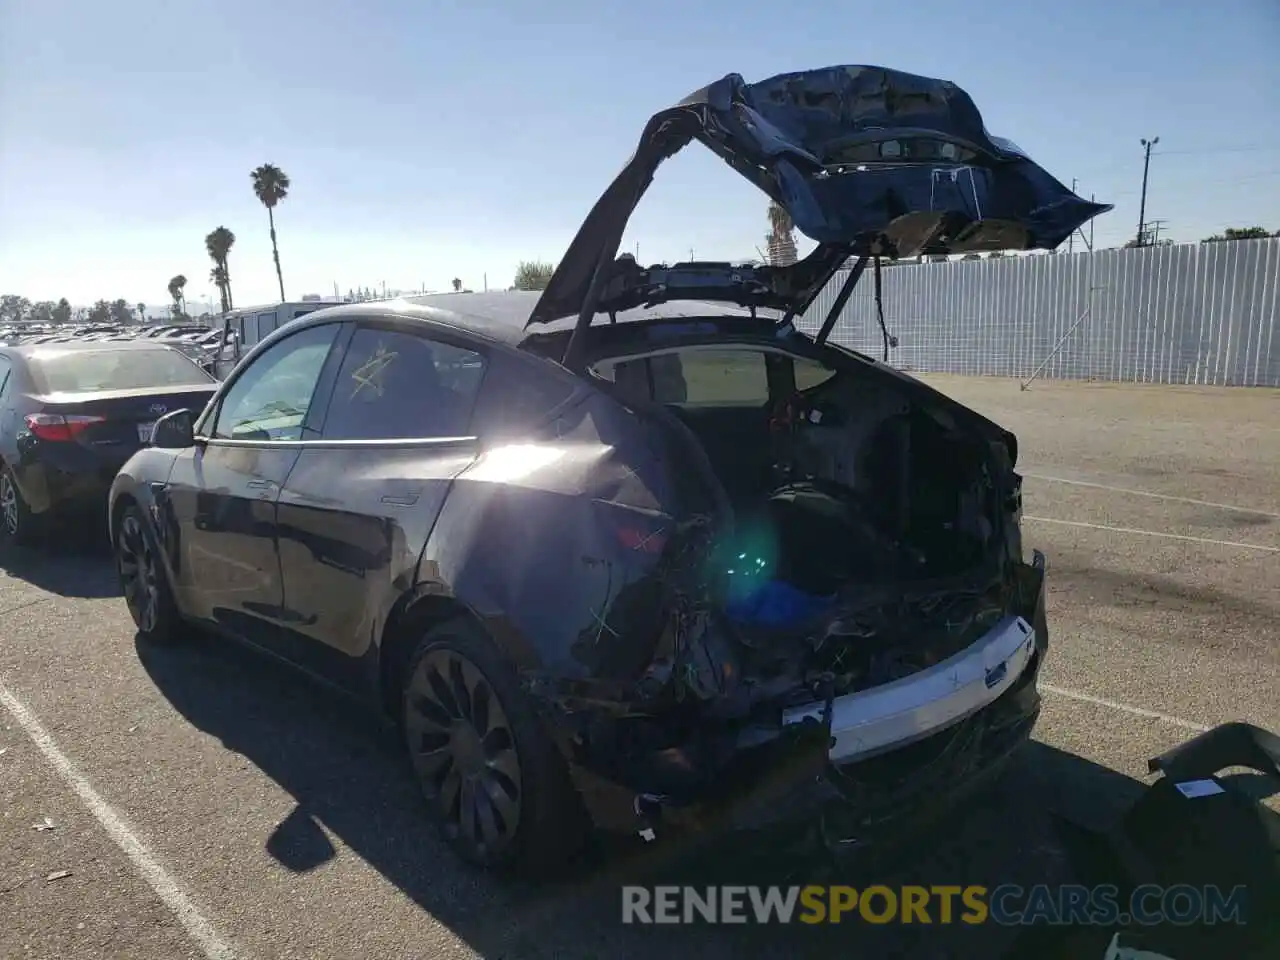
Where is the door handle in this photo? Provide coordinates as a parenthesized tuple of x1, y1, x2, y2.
(246, 479, 277, 490)
(380, 494, 420, 506)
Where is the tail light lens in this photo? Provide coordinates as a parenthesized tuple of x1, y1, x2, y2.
(594, 500, 670, 556)
(24, 413, 105, 442)
(615, 524, 668, 555)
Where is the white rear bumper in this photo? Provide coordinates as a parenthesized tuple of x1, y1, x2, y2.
(781, 614, 1038, 764)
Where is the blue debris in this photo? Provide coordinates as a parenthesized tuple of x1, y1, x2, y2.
(725, 578, 836, 628)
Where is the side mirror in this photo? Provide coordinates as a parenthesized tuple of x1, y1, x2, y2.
(151, 409, 196, 449)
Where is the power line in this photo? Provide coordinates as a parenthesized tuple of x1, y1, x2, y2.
(1069, 144, 1280, 179)
(1153, 144, 1280, 157)
(1102, 167, 1280, 198)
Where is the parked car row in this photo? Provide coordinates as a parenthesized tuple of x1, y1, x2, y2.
(10, 65, 1107, 877)
(0, 323, 237, 377)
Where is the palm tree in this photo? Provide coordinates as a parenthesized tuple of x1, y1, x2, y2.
(251, 163, 290, 301)
(204, 227, 236, 312)
(452, 277, 462, 292)
(210, 265, 230, 312)
(167, 275, 187, 317)
(136, 303, 146, 324)
(766, 200, 798, 266)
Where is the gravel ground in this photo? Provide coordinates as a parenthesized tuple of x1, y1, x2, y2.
(0, 375, 1277, 960)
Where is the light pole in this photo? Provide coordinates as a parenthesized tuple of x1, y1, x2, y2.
(1137, 136, 1159, 246)
(1069, 178, 1077, 253)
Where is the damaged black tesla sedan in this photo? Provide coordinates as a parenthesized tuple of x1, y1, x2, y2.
(109, 65, 1110, 873)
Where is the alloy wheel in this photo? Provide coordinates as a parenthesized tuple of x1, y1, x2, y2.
(405, 649, 523, 857)
(117, 513, 159, 634)
(0, 473, 18, 537)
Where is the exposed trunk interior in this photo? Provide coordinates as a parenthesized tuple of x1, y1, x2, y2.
(679, 402, 999, 589)
(603, 346, 1009, 594)
(595, 342, 1019, 703)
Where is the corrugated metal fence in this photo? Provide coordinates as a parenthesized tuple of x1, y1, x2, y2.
(799, 237, 1280, 387)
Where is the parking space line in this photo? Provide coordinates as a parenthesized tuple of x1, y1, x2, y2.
(1023, 515, 1280, 552)
(1041, 683, 1209, 733)
(0, 597, 50, 617)
(1022, 472, 1280, 520)
(0, 683, 241, 960)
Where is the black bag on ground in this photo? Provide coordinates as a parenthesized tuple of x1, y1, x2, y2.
(1005, 722, 1280, 959)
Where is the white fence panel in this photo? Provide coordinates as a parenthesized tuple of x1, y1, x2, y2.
(799, 238, 1280, 387)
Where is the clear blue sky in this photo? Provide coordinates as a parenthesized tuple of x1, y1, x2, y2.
(2, 0, 1278, 310)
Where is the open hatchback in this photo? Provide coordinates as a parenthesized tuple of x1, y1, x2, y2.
(512, 65, 1109, 852)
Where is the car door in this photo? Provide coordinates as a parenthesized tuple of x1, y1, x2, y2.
(272, 320, 483, 689)
(162, 321, 347, 647)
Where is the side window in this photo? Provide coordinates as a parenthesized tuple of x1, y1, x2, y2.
(0, 357, 12, 403)
(470, 353, 576, 440)
(212, 323, 340, 441)
(321, 327, 485, 440)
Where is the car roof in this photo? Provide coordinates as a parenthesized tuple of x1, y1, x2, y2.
(298, 290, 762, 349)
(5, 340, 188, 359)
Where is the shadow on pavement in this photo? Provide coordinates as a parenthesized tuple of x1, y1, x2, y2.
(0, 522, 119, 599)
(138, 630, 1153, 960)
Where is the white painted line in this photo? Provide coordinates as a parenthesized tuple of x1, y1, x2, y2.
(0, 684, 240, 960)
(0, 597, 50, 618)
(1023, 472, 1280, 520)
(1023, 515, 1280, 553)
(1041, 683, 1209, 733)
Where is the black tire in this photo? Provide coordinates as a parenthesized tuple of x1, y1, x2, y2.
(115, 504, 180, 644)
(0, 465, 39, 547)
(401, 617, 585, 874)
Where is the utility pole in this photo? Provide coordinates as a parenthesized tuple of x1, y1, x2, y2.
(1136, 136, 1159, 247)
(1069, 178, 1078, 253)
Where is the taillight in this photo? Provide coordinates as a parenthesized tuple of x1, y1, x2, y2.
(594, 500, 670, 556)
(615, 524, 668, 555)
(24, 413, 106, 442)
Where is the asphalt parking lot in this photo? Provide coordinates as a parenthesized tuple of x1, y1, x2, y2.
(1, 376, 1277, 960)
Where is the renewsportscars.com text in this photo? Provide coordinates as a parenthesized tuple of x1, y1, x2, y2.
(621, 884, 1248, 926)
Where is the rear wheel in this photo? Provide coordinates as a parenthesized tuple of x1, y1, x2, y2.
(0, 466, 38, 547)
(115, 505, 180, 643)
(402, 618, 585, 874)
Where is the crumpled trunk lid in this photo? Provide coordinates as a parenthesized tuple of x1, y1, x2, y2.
(527, 64, 1112, 327)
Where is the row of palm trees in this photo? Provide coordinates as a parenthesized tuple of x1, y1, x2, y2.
(166, 164, 292, 318)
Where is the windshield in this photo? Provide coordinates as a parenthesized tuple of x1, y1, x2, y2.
(32, 348, 214, 393)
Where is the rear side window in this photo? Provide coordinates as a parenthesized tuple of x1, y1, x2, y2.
(595, 347, 770, 406)
(320, 327, 486, 440)
(470, 353, 576, 440)
(794, 356, 837, 391)
(31, 348, 213, 394)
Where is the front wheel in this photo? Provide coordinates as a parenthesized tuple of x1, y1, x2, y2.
(402, 617, 585, 874)
(115, 505, 180, 644)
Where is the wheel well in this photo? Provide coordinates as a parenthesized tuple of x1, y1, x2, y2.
(110, 493, 138, 542)
(378, 594, 475, 724)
